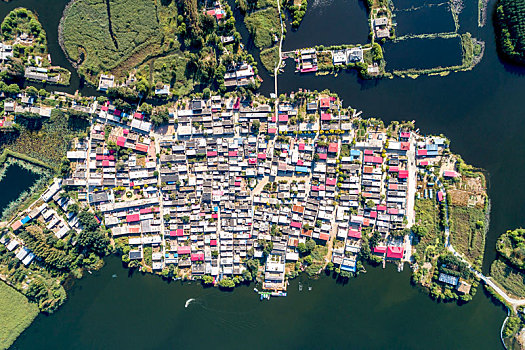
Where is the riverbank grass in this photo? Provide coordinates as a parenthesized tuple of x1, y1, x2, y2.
(60, 0, 167, 84)
(260, 46, 279, 73)
(490, 259, 525, 299)
(0, 281, 39, 350)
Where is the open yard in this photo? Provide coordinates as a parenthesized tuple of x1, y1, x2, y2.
(0, 281, 39, 350)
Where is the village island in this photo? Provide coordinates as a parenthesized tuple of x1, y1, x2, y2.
(0, 0, 525, 349)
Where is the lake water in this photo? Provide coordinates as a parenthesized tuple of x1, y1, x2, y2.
(0, 164, 39, 213)
(12, 256, 506, 350)
(1, 0, 523, 347)
(282, 0, 370, 51)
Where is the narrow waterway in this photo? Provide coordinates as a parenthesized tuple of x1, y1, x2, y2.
(0, 0, 521, 347)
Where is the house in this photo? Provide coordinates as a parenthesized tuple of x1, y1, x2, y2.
(333, 50, 346, 65)
(0, 43, 13, 60)
(98, 74, 115, 91)
(386, 246, 403, 259)
(456, 279, 471, 294)
(347, 47, 364, 63)
(438, 273, 459, 286)
(155, 84, 170, 96)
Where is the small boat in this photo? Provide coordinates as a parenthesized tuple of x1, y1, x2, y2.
(299, 283, 303, 292)
(271, 291, 287, 297)
(112, 274, 117, 278)
(259, 292, 271, 301)
(87, 270, 92, 274)
(185, 298, 195, 308)
(308, 286, 312, 291)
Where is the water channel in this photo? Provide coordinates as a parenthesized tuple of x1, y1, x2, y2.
(1, 0, 523, 347)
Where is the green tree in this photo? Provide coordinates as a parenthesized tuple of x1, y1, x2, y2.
(218, 277, 235, 289)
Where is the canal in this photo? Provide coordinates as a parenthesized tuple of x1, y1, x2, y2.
(0, 0, 522, 347)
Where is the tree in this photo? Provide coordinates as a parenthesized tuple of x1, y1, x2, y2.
(304, 255, 313, 264)
(246, 258, 259, 276)
(151, 107, 169, 126)
(340, 270, 351, 278)
(252, 119, 260, 133)
(202, 275, 214, 285)
(242, 269, 252, 281)
(25, 85, 38, 96)
(202, 87, 211, 99)
(139, 102, 153, 115)
(369, 231, 381, 248)
(68, 203, 79, 215)
(218, 277, 235, 289)
(306, 239, 316, 252)
(297, 242, 308, 254)
(412, 225, 428, 238)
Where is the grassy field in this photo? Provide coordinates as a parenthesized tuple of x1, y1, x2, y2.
(260, 46, 279, 73)
(415, 199, 440, 240)
(413, 198, 444, 262)
(0, 281, 39, 350)
(136, 50, 195, 97)
(61, 0, 171, 84)
(449, 205, 486, 265)
(491, 259, 525, 298)
(245, 7, 280, 49)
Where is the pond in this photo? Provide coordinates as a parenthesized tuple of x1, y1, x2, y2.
(383, 36, 463, 70)
(394, 5, 456, 36)
(0, 164, 40, 215)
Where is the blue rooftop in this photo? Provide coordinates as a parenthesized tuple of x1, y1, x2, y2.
(295, 166, 309, 173)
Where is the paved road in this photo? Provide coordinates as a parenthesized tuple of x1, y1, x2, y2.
(405, 135, 417, 227)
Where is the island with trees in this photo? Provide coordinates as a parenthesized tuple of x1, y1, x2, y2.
(495, 0, 525, 64)
(488, 228, 525, 349)
(0, 8, 71, 85)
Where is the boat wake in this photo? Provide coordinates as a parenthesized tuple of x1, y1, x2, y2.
(185, 298, 195, 308)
